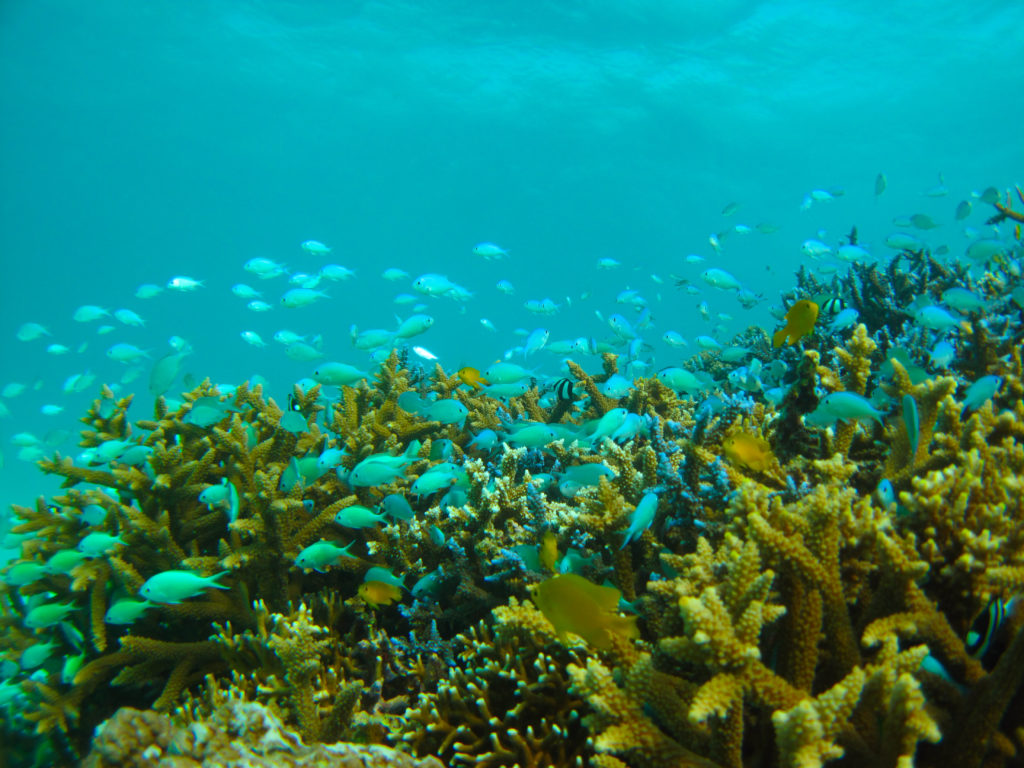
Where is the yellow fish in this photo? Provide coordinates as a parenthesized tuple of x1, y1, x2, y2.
(539, 530, 558, 572)
(532, 574, 638, 649)
(773, 299, 819, 347)
(722, 431, 775, 473)
(358, 580, 402, 607)
(457, 366, 490, 390)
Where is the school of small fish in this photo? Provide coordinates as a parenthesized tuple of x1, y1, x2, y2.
(3, 176, 1021, 491)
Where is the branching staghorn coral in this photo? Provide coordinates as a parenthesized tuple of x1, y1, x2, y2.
(4, 273, 1024, 768)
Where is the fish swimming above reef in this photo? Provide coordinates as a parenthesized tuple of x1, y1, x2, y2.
(294, 540, 354, 572)
(701, 268, 742, 291)
(722, 431, 775, 472)
(531, 573, 639, 649)
(301, 239, 331, 255)
(312, 362, 369, 386)
(457, 367, 489, 390)
(472, 242, 509, 259)
(139, 570, 229, 604)
(773, 300, 819, 347)
(281, 288, 329, 308)
(359, 580, 402, 607)
(811, 392, 884, 425)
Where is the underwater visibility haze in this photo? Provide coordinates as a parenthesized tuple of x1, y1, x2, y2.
(2, 1, 1024, 766)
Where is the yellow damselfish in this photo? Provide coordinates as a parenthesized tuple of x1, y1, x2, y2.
(531, 574, 638, 649)
(539, 530, 558, 572)
(722, 431, 775, 473)
(358, 580, 402, 607)
(457, 367, 490, 390)
(773, 299, 819, 347)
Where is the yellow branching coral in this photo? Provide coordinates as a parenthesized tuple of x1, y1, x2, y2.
(568, 657, 724, 768)
(772, 667, 866, 768)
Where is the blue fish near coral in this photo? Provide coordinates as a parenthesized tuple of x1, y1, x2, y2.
(620, 492, 659, 549)
(105, 598, 154, 625)
(294, 540, 354, 572)
(139, 570, 229, 604)
(588, 408, 629, 445)
(811, 392, 884, 425)
(334, 505, 387, 528)
(962, 375, 1002, 413)
(348, 453, 413, 487)
(914, 305, 960, 332)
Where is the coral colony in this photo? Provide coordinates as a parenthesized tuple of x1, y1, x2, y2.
(3, 191, 1024, 768)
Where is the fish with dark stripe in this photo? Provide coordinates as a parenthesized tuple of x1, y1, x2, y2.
(554, 378, 578, 403)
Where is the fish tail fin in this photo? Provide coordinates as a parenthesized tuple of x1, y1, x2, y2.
(772, 329, 787, 348)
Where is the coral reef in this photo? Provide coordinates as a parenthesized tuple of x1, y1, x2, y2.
(3, 208, 1024, 768)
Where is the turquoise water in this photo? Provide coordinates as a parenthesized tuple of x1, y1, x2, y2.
(1, 0, 1022, 526)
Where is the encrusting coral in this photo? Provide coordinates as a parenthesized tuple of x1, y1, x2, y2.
(2, 229, 1024, 768)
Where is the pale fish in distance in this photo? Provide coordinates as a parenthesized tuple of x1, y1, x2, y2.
(73, 305, 111, 322)
(801, 239, 832, 259)
(524, 298, 559, 315)
(915, 306, 960, 332)
(167, 276, 204, 291)
(412, 273, 456, 296)
(114, 309, 145, 327)
(701, 268, 741, 291)
(312, 362, 369, 386)
(395, 314, 434, 339)
(16, 322, 50, 341)
(281, 288, 329, 308)
(232, 283, 262, 299)
(135, 283, 164, 299)
(319, 264, 355, 281)
(240, 331, 265, 347)
(301, 239, 331, 255)
(284, 342, 325, 362)
(244, 258, 288, 279)
(473, 242, 508, 259)
(107, 343, 150, 364)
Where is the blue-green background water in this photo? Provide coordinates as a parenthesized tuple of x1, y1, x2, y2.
(1, 0, 1022, 531)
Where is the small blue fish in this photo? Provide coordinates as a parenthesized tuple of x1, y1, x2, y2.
(929, 340, 956, 369)
(422, 399, 468, 426)
(140, 570, 229, 604)
(962, 375, 1002, 413)
(317, 447, 348, 473)
(524, 328, 549, 357)
(620, 492, 659, 549)
(611, 413, 644, 443)
(348, 455, 410, 487)
(334, 505, 387, 529)
(381, 494, 415, 521)
(814, 392, 884, 425)
(830, 308, 860, 332)
(279, 411, 308, 434)
(875, 479, 896, 507)
(589, 408, 629, 445)
(600, 374, 632, 398)
(294, 540, 354, 571)
(467, 429, 499, 452)
(915, 306, 960, 332)
(941, 287, 986, 313)
(506, 423, 559, 448)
